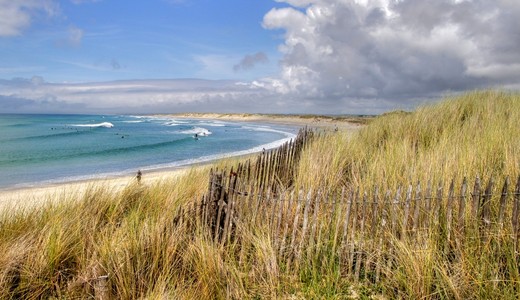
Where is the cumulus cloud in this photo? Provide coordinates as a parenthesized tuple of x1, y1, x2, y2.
(0, 0, 59, 36)
(261, 0, 520, 106)
(233, 52, 269, 72)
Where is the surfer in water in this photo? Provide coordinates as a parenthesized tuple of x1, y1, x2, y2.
(194, 133, 199, 140)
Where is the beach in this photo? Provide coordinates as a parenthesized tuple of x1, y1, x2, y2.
(0, 114, 364, 211)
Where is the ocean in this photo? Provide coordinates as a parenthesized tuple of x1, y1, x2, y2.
(0, 114, 298, 190)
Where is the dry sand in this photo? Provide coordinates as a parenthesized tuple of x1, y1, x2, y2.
(0, 167, 193, 212)
(0, 114, 364, 211)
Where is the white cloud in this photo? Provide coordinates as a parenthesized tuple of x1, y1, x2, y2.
(261, 0, 520, 106)
(0, 77, 399, 114)
(0, 0, 59, 36)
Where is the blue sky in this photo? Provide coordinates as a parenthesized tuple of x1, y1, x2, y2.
(1, 0, 286, 82)
(1, 0, 520, 114)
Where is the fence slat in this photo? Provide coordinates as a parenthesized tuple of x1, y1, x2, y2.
(287, 191, 303, 267)
(425, 181, 432, 229)
(434, 182, 443, 225)
(513, 176, 520, 250)
(446, 179, 455, 249)
(348, 190, 360, 275)
(296, 191, 312, 261)
(498, 177, 510, 229)
(355, 192, 368, 281)
(472, 176, 481, 219)
(412, 182, 421, 235)
(278, 191, 293, 255)
(402, 185, 412, 239)
(481, 177, 494, 237)
(458, 177, 468, 236)
(391, 187, 400, 238)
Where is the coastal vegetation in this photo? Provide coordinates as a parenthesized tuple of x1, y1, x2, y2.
(0, 90, 519, 299)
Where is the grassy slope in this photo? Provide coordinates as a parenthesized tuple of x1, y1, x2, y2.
(0, 90, 519, 299)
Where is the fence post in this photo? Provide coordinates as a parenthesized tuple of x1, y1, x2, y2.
(513, 176, 520, 251)
(472, 176, 481, 219)
(287, 191, 303, 268)
(425, 180, 432, 229)
(278, 191, 294, 256)
(307, 190, 319, 259)
(412, 182, 421, 237)
(457, 177, 468, 238)
(348, 190, 360, 275)
(480, 177, 494, 240)
(390, 187, 400, 239)
(339, 189, 354, 271)
(434, 182, 443, 226)
(214, 171, 227, 243)
(497, 177, 509, 230)
(445, 179, 455, 250)
(296, 190, 312, 265)
(331, 187, 345, 249)
(93, 275, 109, 300)
(402, 185, 412, 239)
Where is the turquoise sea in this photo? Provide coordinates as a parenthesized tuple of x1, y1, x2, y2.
(0, 114, 297, 190)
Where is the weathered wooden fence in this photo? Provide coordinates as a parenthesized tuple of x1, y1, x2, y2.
(176, 128, 520, 283)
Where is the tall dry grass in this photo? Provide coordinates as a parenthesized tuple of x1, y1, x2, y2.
(0, 90, 518, 299)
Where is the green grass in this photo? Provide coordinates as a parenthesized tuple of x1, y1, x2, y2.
(0, 90, 519, 299)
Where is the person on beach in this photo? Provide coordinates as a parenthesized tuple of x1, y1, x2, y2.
(136, 170, 142, 184)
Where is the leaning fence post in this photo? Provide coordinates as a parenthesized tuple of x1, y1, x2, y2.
(93, 275, 109, 300)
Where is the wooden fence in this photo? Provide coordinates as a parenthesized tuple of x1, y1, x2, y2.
(176, 128, 520, 283)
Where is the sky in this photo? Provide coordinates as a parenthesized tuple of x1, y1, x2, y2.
(1, 0, 520, 114)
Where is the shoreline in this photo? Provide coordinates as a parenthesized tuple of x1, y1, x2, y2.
(157, 112, 368, 130)
(0, 114, 363, 210)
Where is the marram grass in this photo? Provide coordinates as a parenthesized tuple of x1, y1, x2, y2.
(0, 90, 519, 299)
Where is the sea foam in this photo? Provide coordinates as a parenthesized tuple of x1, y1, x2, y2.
(71, 122, 114, 128)
(179, 127, 212, 136)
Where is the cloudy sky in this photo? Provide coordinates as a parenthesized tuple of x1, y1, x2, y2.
(1, 0, 519, 114)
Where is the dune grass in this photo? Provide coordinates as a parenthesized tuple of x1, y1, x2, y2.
(0, 90, 519, 299)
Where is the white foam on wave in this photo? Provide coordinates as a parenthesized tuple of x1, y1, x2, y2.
(241, 125, 294, 138)
(122, 120, 144, 123)
(178, 127, 212, 136)
(163, 120, 189, 126)
(196, 121, 226, 127)
(71, 122, 114, 128)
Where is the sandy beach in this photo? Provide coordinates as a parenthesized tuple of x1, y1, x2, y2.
(0, 114, 364, 211)
(162, 112, 368, 130)
(0, 167, 196, 212)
